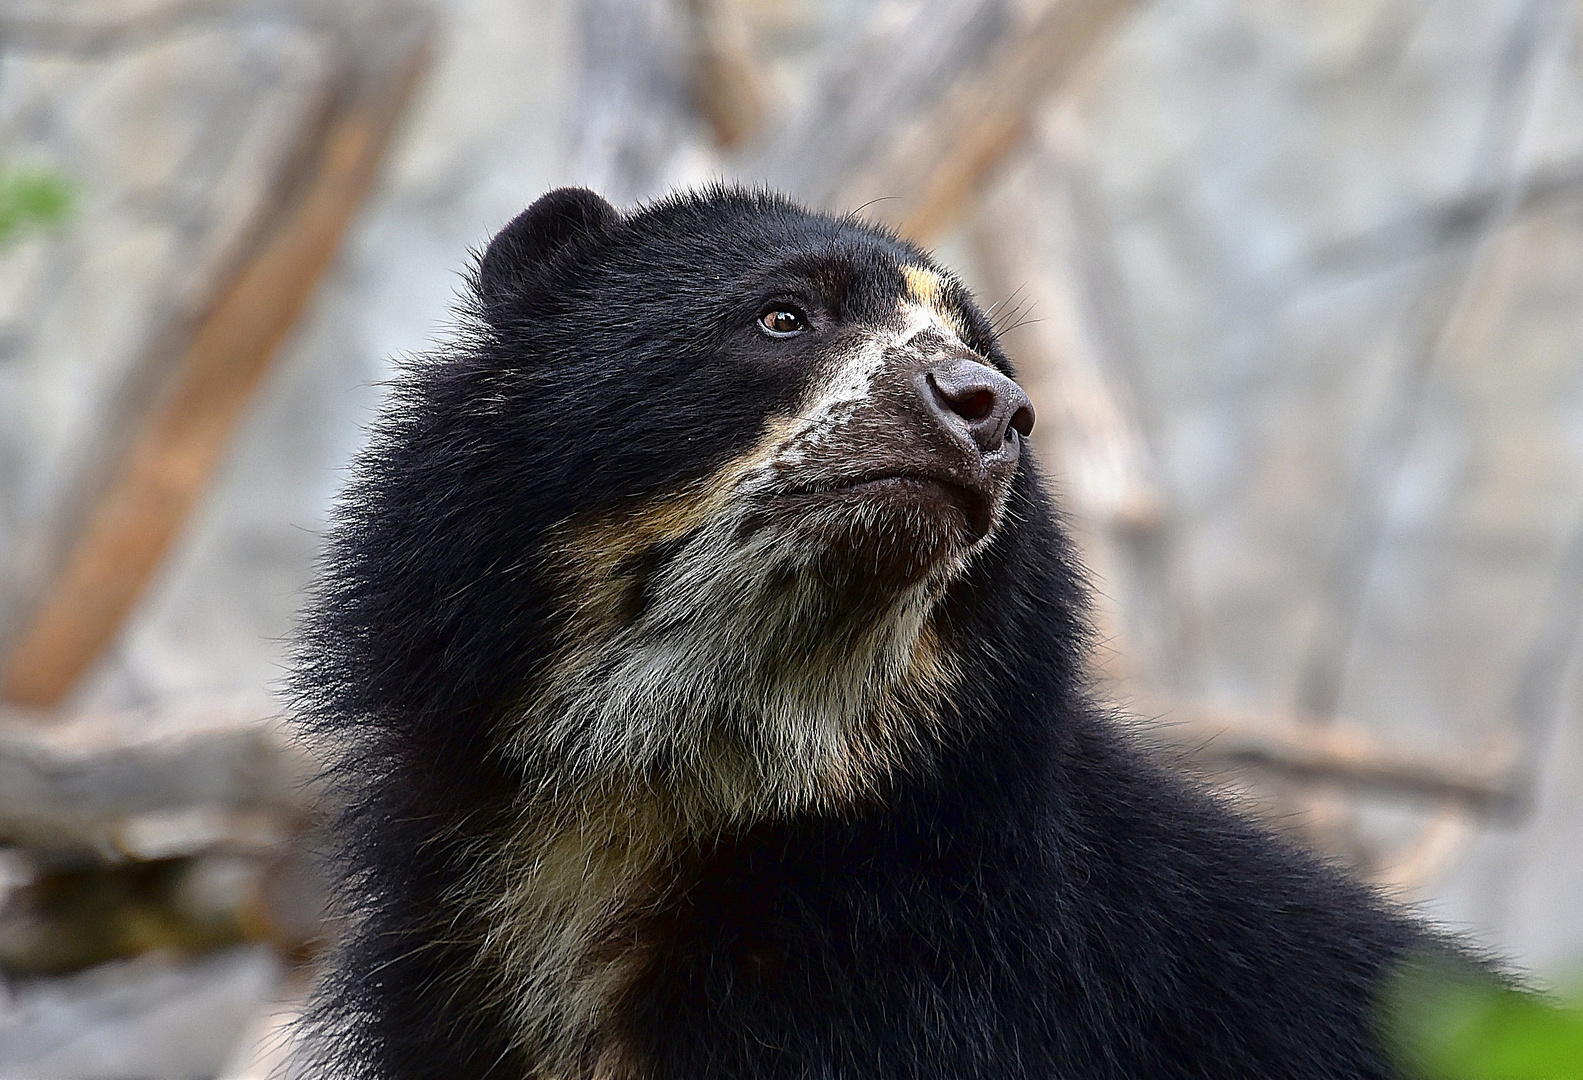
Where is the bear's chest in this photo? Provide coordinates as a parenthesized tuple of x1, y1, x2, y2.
(478, 814, 841, 1080)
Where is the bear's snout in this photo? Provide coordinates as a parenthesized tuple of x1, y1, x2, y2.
(919, 356, 1034, 459)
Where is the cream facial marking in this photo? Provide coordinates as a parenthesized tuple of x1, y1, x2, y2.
(519, 300, 995, 811)
(518, 264, 1006, 822)
(771, 287, 968, 472)
(534, 445, 961, 819)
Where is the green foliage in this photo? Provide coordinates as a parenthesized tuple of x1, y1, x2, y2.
(0, 164, 74, 247)
(1384, 953, 1583, 1080)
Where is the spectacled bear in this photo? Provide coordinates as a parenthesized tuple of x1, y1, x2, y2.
(292, 185, 1457, 1080)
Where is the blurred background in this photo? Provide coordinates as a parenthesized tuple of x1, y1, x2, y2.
(1, 0, 1580, 1074)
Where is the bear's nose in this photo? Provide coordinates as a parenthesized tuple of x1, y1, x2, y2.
(921, 357, 1035, 455)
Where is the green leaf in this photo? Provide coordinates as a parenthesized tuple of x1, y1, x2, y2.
(1383, 953, 1583, 1080)
(0, 165, 75, 247)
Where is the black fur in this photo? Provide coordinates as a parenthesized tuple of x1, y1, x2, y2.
(293, 186, 1452, 1080)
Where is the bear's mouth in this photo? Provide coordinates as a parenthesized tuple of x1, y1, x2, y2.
(765, 470, 998, 547)
(803, 473, 993, 539)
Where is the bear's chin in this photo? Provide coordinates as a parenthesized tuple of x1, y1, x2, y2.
(764, 478, 989, 595)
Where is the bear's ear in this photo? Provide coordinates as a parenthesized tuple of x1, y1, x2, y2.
(478, 187, 619, 308)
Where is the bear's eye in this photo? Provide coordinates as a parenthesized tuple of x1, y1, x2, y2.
(759, 308, 807, 336)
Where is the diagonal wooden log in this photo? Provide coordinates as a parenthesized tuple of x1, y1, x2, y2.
(0, 689, 1518, 867)
(579, 0, 1135, 238)
(688, 0, 769, 149)
(0, 696, 314, 860)
(1, 3, 434, 707)
(829, 0, 1138, 241)
(742, 0, 1020, 211)
(1137, 700, 1522, 810)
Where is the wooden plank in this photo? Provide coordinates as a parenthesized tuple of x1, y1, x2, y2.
(1, 4, 434, 707)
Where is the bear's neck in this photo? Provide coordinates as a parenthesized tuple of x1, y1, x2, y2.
(515, 530, 967, 823)
(475, 587, 970, 1078)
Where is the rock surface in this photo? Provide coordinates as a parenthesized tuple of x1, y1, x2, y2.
(0, 945, 287, 1079)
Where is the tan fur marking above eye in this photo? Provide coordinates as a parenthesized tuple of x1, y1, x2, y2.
(902, 264, 942, 307)
(901, 264, 967, 340)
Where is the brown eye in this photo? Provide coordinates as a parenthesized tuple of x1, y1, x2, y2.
(759, 308, 806, 335)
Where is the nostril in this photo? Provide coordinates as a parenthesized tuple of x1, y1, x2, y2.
(928, 374, 997, 423)
(1010, 405, 1034, 438)
(957, 389, 995, 422)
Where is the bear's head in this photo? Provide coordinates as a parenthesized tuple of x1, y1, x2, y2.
(308, 186, 1049, 824)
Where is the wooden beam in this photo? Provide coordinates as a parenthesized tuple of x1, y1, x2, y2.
(737, 0, 1135, 234)
(1, 7, 433, 707)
